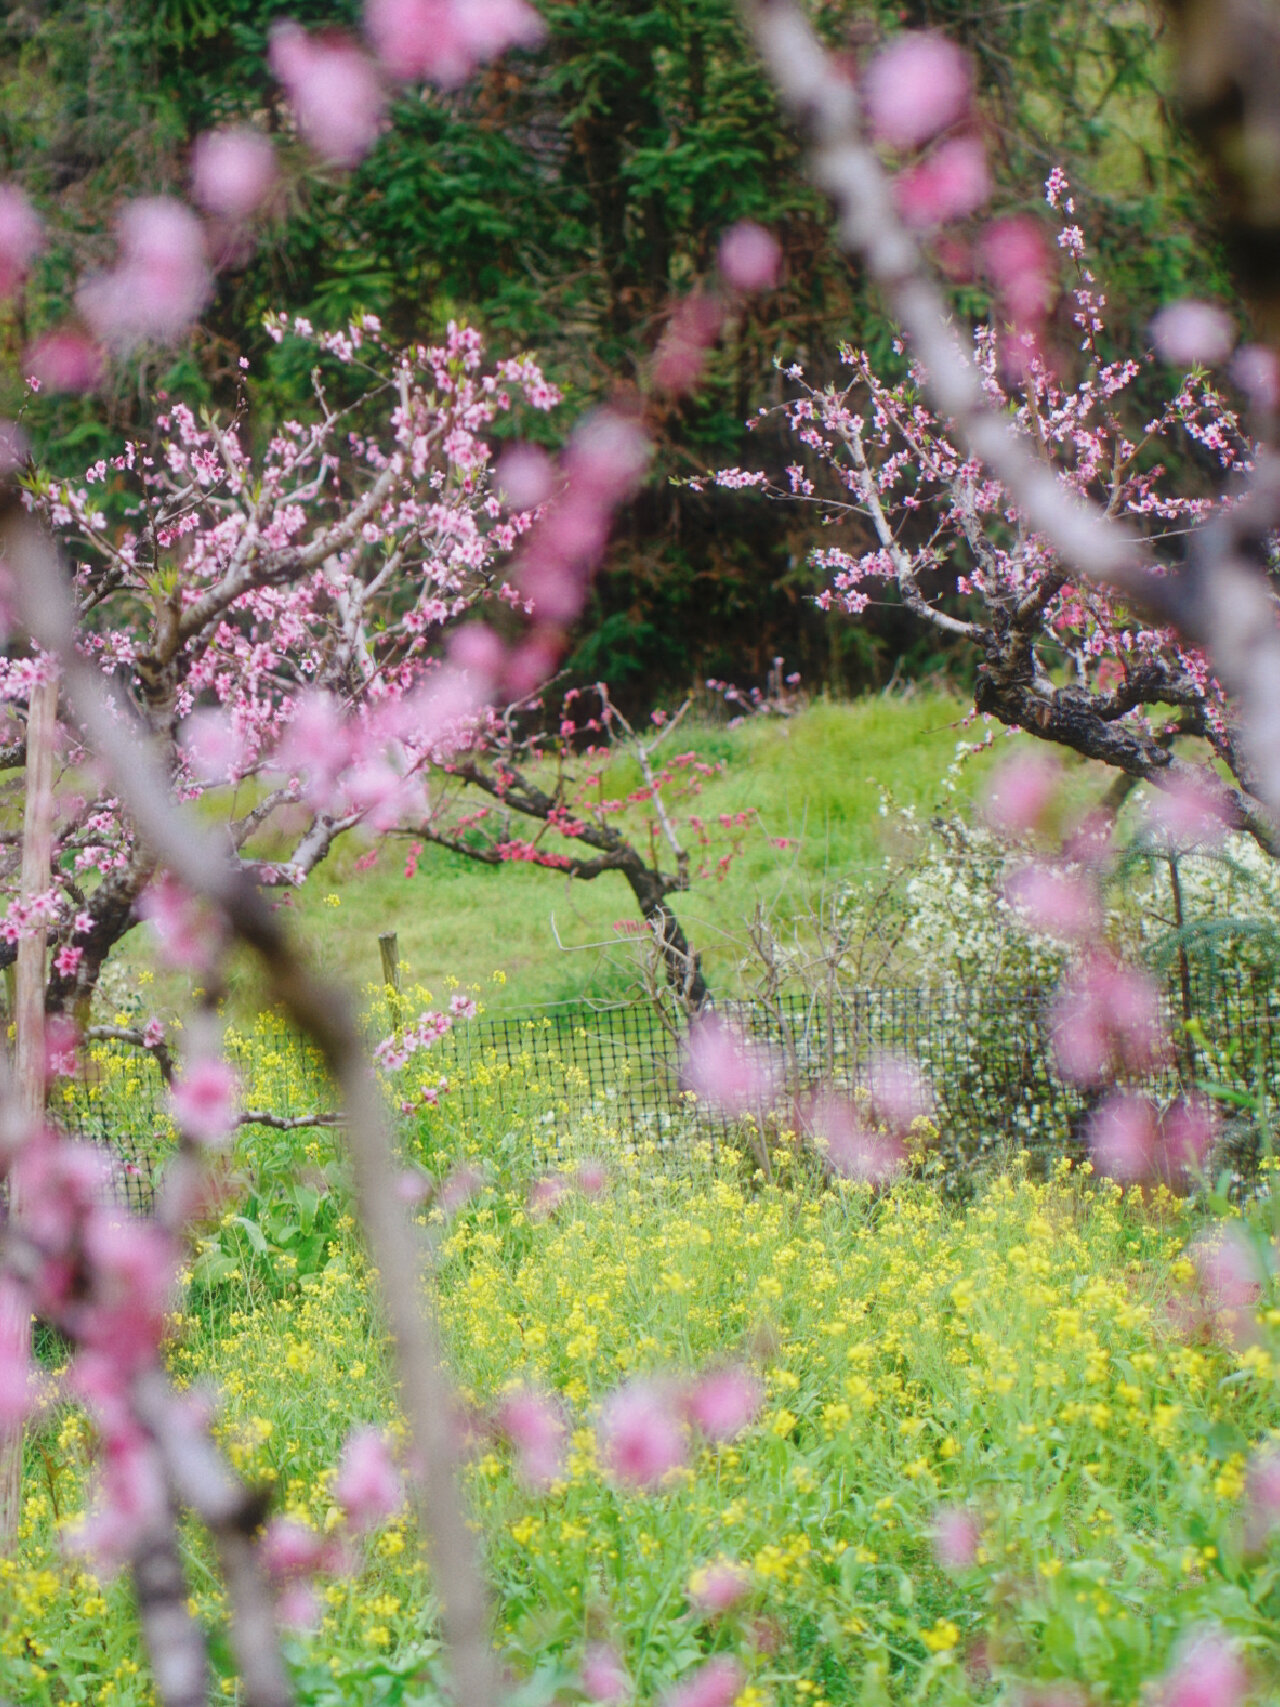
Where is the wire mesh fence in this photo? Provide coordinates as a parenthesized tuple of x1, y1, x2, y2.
(45, 968, 1280, 1209)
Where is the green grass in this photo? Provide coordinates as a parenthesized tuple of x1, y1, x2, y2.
(271, 693, 1003, 1011)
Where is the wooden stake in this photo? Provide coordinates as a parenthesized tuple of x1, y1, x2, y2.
(0, 669, 58, 1547)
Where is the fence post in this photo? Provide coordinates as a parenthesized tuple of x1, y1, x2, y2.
(379, 931, 403, 1025)
(1, 669, 58, 1548)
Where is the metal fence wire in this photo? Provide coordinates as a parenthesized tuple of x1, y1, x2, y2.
(47, 969, 1280, 1208)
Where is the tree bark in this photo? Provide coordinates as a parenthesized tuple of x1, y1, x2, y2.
(0, 670, 58, 1548)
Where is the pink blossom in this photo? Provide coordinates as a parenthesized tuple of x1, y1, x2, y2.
(182, 708, 243, 785)
(896, 138, 990, 228)
(598, 1380, 687, 1489)
(78, 198, 211, 347)
(982, 752, 1062, 836)
(718, 222, 782, 292)
(1087, 1092, 1158, 1182)
(1160, 1631, 1247, 1707)
(333, 1427, 403, 1530)
(44, 1013, 79, 1080)
(1049, 954, 1164, 1088)
(981, 216, 1055, 325)
(574, 1159, 609, 1196)
(527, 1173, 570, 1219)
(932, 1503, 980, 1570)
(863, 33, 971, 151)
(191, 128, 278, 219)
(1151, 300, 1235, 368)
(1191, 1227, 1263, 1348)
(140, 874, 223, 971)
(682, 1015, 777, 1117)
(24, 328, 103, 393)
(261, 1515, 333, 1580)
(1157, 1097, 1217, 1178)
(269, 24, 387, 166)
(72, 1434, 169, 1573)
(660, 1656, 745, 1707)
(688, 1560, 750, 1614)
(581, 1643, 632, 1704)
(683, 1366, 762, 1441)
(496, 443, 556, 510)
(1231, 342, 1279, 410)
(1244, 1449, 1280, 1552)
(1005, 863, 1100, 942)
(0, 184, 42, 298)
(1146, 776, 1229, 850)
(365, 0, 545, 87)
(653, 292, 724, 394)
(495, 1387, 566, 1488)
(866, 1055, 931, 1132)
(169, 1055, 239, 1146)
(807, 1091, 904, 1185)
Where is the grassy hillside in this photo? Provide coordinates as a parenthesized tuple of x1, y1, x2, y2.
(271, 692, 1004, 1012)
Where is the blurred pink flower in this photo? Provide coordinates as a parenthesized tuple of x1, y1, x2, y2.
(653, 292, 724, 395)
(1146, 775, 1230, 850)
(683, 1014, 777, 1117)
(1050, 954, 1164, 1088)
(0, 184, 42, 298)
(863, 33, 971, 150)
(932, 1503, 980, 1569)
(191, 128, 278, 219)
(808, 1091, 904, 1185)
(683, 1365, 762, 1441)
(1244, 1449, 1280, 1552)
(598, 1380, 687, 1489)
(78, 198, 211, 346)
(496, 443, 556, 510)
(333, 1427, 403, 1530)
(1152, 300, 1235, 368)
(1087, 1092, 1158, 1183)
(1004, 863, 1101, 943)
(24, 328, 103, 393)
(981, 216, 1055, 326)
(1160, 1631, 1247, 1707)
(982, 751, 1062, 836)
(581, 1643, 632, 1704)
(1191, 1227, 1263, 1348)
(718, 221, 782, 292)
(169, 1056, 239, 1147)
(269, 24, 387, 166)
(260, 1515, 330, 1580)
(1157, 1096, 1217, 1179)
(495, 1387, 565, 1488)
(661, 1656, 745, 1707)
(867, 1056, 932, 1132)
(688, 1560, 750, 1614)
(366, 0, 545, 87)
(896, 137, 990, 228)
(1231, 342, 1279, 410)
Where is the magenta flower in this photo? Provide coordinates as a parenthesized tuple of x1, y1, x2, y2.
(495, 1387, 566, 1489)
(1004, 863, 1101, 943)
(1151, 300, 1236, 369)
(0, 183, 42, 299)
(688, 1560, 750, 1614)
(683, 1366, 762, 1442)
(660, 1656, 745, 1707)
(1160, 1631, 1247, 1707)
(333, 1427, 403, 1531)
(981, 751, 1062, 836)
(169, 1056, 239, 1147)
(718, 222, 782, 293)
(1050, 953, 1164, 1088)
(581, 1642, 632, 1704)
(683, 1015, 778, 1117)
(863, 33, 971, 151)
(191, 128, 278, 219)
(269, 24, 387, 167)
(931, 1503, 980, 1570)
(807, 1092, 904, 1185)
(895, 138, 990, 229)
(598, 1380, 687, 1489)
(77, 198, 211, 347)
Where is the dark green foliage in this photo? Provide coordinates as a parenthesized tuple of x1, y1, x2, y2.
(0, 1, 1236, 694)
